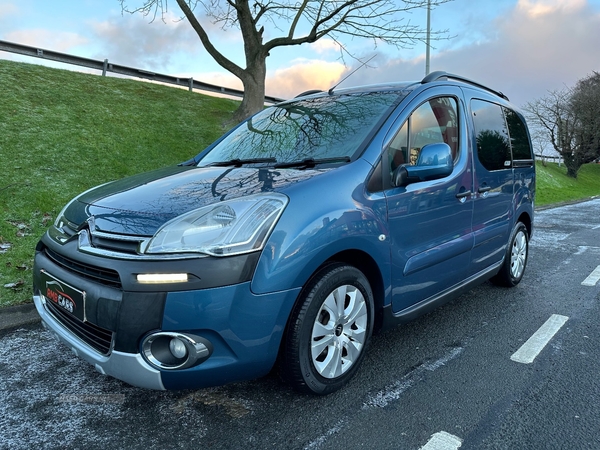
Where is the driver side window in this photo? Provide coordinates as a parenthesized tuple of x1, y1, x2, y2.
(387, 97, 459, 173)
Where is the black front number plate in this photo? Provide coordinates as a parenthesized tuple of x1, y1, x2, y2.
(41, 270, 86, 321)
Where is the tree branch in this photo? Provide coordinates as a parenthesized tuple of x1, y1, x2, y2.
(174, 0, 245, 78)
(288, 0, 310, 39)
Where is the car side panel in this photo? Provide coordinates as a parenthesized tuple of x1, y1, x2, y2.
(463, 88, 533, 274)
(382, 86, 475, 313)
(470, 168, 514, 272)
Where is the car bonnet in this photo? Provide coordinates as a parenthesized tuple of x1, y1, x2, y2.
(63, 165, 319, 236)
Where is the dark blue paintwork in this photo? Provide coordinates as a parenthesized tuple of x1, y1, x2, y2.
(160, 283, 301, 389)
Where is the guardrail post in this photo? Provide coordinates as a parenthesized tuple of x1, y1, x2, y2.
(102, 59, 108, 76)
(188, 77, 193, 92)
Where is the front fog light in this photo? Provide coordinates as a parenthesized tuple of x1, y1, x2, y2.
(169, 338, 187, 359)
(142, 332, 213, 370)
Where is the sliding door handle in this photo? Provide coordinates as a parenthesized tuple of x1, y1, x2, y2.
(456, 190, 472, 200)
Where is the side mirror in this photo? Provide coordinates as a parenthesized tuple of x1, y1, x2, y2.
(393, 142, 454, 187)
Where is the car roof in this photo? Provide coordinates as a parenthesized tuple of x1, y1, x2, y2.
(292, 71, 509, 103)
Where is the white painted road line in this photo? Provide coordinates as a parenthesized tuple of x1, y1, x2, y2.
(362, 347, 463, 409)
(582, 265, 600, 286)
(511, 314, 569, 364)
(420, 431, 463, 450)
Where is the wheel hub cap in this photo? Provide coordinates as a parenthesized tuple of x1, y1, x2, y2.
(310, 284, 368, 379)
(510, 230, 527, 279)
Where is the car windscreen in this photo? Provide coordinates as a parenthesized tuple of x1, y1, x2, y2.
(198, 91, 405, 166)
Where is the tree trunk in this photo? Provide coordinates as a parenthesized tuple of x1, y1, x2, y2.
(566, 165, 579, 178)
(562, 152, 580, 178)
(233, 57, 267, 123)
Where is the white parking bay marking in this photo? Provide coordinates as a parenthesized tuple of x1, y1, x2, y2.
(510, 314, 569, 364)
(362, 347, 463, 409)
(420, 431, 463, 450)
(582, 265, 600, 286)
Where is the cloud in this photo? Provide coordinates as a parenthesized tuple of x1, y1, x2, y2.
(89, 8, 244, 72)
(464, 0, 600, 106)
(310, 39, 342, 55)
(3, 29, 88, 52)
(517, 0, 587, 17)
(266, 59, 346, 98)
(187, 59, 346, 100)
(336, 0, 600, 108)
(187, 70, 242, 91)
(89, 13, 199, 70)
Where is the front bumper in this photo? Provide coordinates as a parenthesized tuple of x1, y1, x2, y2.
(34, 294, 165, 389)
(33, 231, 302, 389)
(35, 281, 301, 390)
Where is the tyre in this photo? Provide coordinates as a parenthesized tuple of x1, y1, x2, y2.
(491, 221, 529, 287)
(280, 264, 374, 395)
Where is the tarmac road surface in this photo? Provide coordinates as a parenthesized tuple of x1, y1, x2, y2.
(1, 199, 599, 450)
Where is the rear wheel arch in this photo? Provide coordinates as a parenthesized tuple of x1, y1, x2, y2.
(491, 220, 529, 287)
(517, 211, 533, 238)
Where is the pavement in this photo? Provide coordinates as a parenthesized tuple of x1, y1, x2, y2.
(0, 302, 40, 335)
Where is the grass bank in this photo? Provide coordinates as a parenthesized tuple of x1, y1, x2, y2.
(535, 161, 600, 206)
(0, 59, 238, 306)
(1, 60, 599, 307)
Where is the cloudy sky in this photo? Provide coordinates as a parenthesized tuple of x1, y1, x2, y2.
(1, 0, 599, 108)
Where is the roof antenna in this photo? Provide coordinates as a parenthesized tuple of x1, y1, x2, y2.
(328, 54, 377, 95)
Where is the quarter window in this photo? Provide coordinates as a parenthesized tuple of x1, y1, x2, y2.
(504, 107, 533, 161)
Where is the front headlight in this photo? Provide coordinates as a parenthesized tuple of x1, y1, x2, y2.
(146, 193, 288, 257)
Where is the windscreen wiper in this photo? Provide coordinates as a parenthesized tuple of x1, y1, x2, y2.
(274, 156, 351, 169)
(204, 157, 277, 167)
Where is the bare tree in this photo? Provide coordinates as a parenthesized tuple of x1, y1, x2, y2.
(120, 0, 452, 123)
(570, 71, 600, 167)
(525, 73, 600, 178)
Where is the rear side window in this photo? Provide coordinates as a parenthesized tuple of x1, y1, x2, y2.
(503, 107, 533, 162)
(471, 99, 511, 171)
(471, 100, 534, 171)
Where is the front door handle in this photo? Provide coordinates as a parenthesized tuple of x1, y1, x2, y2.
(478, 186, 492, 193)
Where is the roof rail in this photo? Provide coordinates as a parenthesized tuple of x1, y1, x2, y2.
(295, 89, 323, 98)
(421, 71, 509, 101)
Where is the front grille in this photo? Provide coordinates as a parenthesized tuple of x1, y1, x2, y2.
(91, 235, 141, 255)
(45, 299, 114, 355)
(44, 247, 122, 289)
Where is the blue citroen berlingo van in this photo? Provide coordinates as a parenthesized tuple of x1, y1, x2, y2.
(33, 72, 535, 394)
